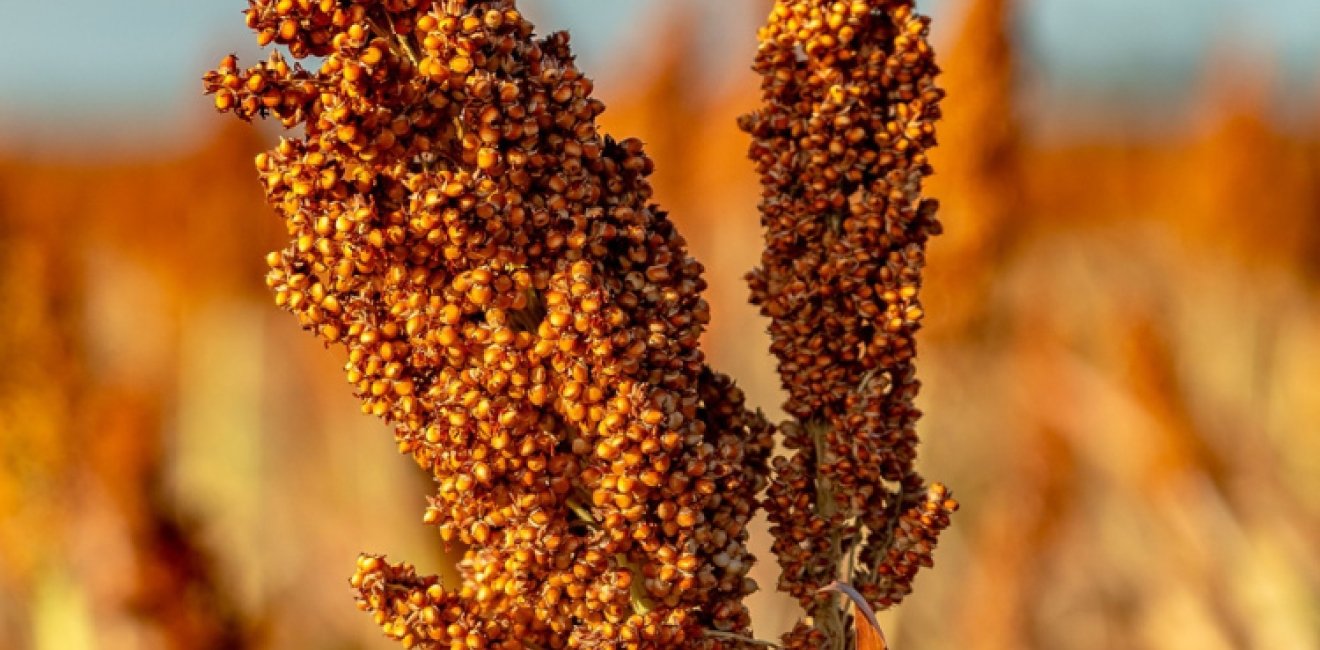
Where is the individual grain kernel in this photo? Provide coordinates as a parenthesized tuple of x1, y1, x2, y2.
(449, 56, 473, 75)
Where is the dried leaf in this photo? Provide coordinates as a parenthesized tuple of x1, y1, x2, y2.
(855, 614, 888, 650)
(821, 581, 888, 650)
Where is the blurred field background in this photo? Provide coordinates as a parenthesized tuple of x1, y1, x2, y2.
(2, 1, 1318, 649)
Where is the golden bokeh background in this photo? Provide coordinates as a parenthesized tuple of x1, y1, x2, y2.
(1, 1, 1317, 649)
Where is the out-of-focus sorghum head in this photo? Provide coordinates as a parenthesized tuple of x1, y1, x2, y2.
(0, 216, 81, 597)
(203, 1, 772, 648)
(739, 1, 957, 647)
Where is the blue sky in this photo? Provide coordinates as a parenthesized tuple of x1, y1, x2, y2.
(0, 0, 1316, 133)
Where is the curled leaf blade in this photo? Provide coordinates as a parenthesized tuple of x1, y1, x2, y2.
(821, 581, 888, 650)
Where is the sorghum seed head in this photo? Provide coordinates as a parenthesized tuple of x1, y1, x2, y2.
(205, 1, 773, 648)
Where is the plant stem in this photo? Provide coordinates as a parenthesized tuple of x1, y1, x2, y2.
(807, 419, 848, 650)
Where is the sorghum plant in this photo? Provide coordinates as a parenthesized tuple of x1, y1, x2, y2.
(202, 0, 952, 648)
(739, 1, 956, 648)
(203, 1, 771, 648)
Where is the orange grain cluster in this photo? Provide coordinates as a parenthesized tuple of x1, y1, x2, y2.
(202, 1, 771, 648)
(739, 2, 956, 648)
